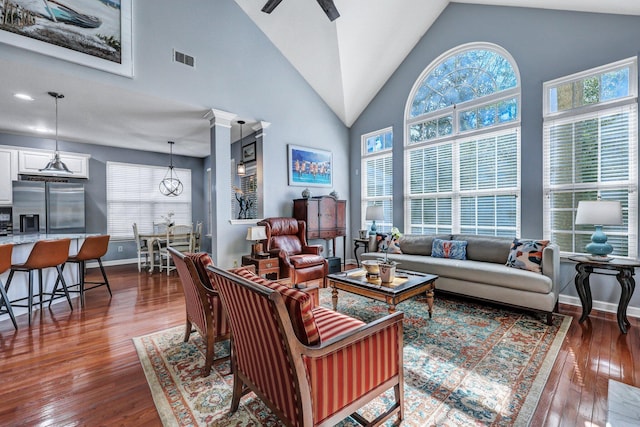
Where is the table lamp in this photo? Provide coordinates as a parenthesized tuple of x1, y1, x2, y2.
(246, 225, 267, 257)
(365, 205, 384, 236)
(575, 200, 622, 260)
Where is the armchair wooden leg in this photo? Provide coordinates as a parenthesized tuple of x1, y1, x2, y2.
(230, 375, 244, 413)
(184, 318, 192, 342)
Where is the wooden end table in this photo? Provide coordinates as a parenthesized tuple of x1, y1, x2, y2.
(327, 268, 438, 315)
(241, 255, 280, 280)
(569, 256, 640, 334)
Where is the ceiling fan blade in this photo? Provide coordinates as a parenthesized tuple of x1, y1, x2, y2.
(316, 0, 340, 21)
(262, 0, 284, 14)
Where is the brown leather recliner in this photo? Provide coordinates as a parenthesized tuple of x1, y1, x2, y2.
(258, 217, 328, 287)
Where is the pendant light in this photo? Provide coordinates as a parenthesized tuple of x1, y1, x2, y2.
(39, 91, 73, 174)
(236, 120, 246, 176)
(159, 141, 183, 196)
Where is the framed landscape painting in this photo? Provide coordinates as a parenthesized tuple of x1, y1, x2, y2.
(0, 0, 132, 77)
(288, 144, 333, 187)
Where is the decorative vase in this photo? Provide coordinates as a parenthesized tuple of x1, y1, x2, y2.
(378, 262, 396, 283)
(329, 190, 339, 199)
(302, 188, 311, 199)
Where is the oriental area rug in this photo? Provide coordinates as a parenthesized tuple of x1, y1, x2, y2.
(133, 289, 571, 426)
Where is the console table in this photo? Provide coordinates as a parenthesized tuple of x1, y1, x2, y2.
(353, 238, 370, 266)
(570, 256, 640, 333)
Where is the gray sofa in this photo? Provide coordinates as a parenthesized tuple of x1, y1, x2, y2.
(360, 234, 560, 324)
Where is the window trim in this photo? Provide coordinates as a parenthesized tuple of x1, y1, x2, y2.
(361, 127, 393, 231)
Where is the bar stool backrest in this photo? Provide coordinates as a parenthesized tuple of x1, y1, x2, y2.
(24, 239, 71, 269)
(0, 244, 13, 274)
(75, 235, 110, 261)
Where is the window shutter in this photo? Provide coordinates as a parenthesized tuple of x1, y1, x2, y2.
(107, 162, 192, 239)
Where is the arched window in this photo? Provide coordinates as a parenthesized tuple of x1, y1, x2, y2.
(404, 43, 521, 236)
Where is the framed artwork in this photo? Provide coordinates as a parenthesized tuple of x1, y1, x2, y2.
(288, 144, 332, 187)
(0, 0, 133, 77)
(242, 142, 256, 163)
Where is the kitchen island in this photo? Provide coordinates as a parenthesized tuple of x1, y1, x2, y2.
(0, 234, 92, 325)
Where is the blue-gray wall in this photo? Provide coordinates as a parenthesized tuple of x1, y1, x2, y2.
(349, 4, 640, 310)
(0, 0, 350, 263)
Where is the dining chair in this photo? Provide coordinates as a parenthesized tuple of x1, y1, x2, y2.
(159, 224, 193, 275)
(132, 223, 150, 273)
(192, 221, 203, 252)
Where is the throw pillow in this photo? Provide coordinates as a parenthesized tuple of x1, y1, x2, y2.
(431, 238, 467, 260)
(376, 233, 402, 254)
(230, 267, 320, 346)
(505, 239, 550, 273)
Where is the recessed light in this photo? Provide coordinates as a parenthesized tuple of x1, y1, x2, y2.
(31, 126, 51, 133)
(14, 93, 34, 101)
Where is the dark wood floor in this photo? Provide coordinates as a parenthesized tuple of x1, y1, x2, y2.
(0, 264, 637, 426)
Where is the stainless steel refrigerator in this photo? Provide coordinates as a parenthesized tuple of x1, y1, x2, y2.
(12, 181, 85, 234)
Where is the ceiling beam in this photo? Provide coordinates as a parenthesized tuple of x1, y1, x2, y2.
(316, 0, 340, 21)
(261, 0, 284, 14)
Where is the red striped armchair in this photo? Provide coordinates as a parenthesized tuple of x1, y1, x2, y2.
(169, 248, 231, 376)
(208, 264, 404, 426)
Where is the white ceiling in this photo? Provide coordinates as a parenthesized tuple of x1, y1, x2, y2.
(1, 0, 639, 157)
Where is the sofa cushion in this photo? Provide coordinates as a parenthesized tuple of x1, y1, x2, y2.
(432, 238, 467, 260)
(377, 233, 402, 254)
(398, 234, 451, 256)
(451, 234, 513, 264)
(375, 253, 553, 294)
(230, 267, 320, 346)
(506, 239, 550, 273)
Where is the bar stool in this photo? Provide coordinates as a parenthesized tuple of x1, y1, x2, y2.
(52, 235, 111, 306)
(0, 244, 17, 330)
(5, 239, 73, 325)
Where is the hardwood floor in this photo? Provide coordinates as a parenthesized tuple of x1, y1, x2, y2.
(0, 264, 637, 426)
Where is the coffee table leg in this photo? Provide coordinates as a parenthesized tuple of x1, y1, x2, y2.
(425, 288, 434, 318)
(388, 304, 396, 313)
(331, 287, 338, 311)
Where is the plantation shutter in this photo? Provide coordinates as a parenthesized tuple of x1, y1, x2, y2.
(107, 162, 192, 239)
(543, 105, 638, 256)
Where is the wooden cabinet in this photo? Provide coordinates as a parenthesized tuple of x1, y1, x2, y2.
(293, 196, 346, 261)
(0, 147, 18, 206)
(18, 149, 90, 178)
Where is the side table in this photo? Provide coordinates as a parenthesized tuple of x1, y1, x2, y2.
(241, 255, 280, 280)
(569, 256, 640, 334)
(353, 238, 370, 267)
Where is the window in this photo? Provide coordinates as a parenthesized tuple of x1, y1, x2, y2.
(107, 162, 192, 239)
(405, 43, 521, 236)
(361, 127, 393, 233)
(543, 57, 638, 257)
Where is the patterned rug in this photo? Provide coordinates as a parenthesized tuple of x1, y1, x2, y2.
(133, 289, 571, 426)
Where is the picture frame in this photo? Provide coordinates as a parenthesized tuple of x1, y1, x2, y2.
(0, 0, 133, 77)
(242, 142, 256, 163)
(288, 144, 333, 187)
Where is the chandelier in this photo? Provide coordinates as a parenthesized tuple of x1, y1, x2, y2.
(159, 141, 183, 196)
(39, 91, 72, 174)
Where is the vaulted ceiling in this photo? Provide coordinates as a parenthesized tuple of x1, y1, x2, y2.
(236, 0, 640, 127)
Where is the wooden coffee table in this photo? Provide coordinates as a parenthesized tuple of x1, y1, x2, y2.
(326, 268, 438, 316)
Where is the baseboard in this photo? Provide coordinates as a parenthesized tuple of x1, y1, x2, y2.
(559, 294, 640, 319)
(85, 258, 138, 269)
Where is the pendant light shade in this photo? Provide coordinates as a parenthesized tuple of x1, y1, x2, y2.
(40, 91, 73, 174)
(159, 141, 183, 196)
(236, 120, 246, 176)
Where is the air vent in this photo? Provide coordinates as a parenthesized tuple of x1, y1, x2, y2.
(173, 49, 195, 68)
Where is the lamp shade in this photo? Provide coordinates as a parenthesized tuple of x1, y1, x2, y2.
(365, 205, 384, 221)
(246, 226, 267, 241)
(575, 201, 623, 225)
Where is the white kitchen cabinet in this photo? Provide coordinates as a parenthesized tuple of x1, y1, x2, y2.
(0, 148, 18, 206)
(18, 149, 90, 178)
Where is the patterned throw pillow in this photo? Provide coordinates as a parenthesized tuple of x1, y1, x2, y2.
(505, 239, 550, 273)
(376, 233, 402, 254)
(230, 267, 320, 346)
(431, 238, 467, 260)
